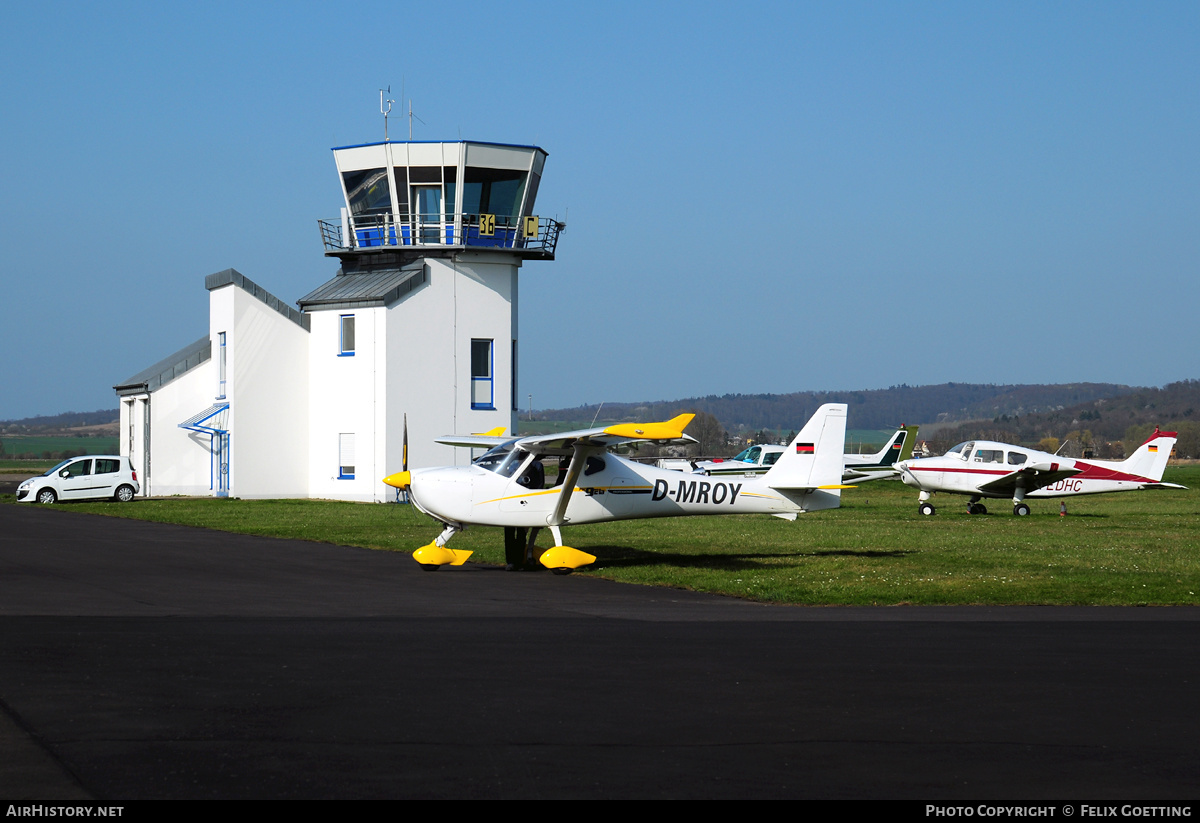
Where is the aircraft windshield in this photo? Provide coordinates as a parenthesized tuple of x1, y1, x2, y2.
(473, 440, 525, 476)
(946, 442, 974, 459)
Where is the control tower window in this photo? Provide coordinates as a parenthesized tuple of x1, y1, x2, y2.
(462, 168, 527, 220)
(342, 168, 391, 215)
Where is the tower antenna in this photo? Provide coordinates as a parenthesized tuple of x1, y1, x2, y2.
(407, 98, 426, 140)
(380, 87, 394, 141)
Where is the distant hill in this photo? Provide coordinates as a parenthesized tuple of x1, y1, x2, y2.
(0, 409, 119, 433)
(533, 383, 1142, 433)
(927, 379, 1200, 458)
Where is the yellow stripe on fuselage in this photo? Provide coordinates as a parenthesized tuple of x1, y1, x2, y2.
(476, 486, 653, 506)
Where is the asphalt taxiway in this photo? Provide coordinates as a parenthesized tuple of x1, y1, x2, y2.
(1, 503, 1197, 799)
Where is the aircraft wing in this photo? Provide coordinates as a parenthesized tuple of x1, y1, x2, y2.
(434, 416, 697, 455)
(503, 413, 698, 456)
(976, 462, 1081, 496)
(435, 434, 509, 449)
(433, 426, 510, 450)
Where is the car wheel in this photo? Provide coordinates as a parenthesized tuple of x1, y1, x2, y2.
(1014, 503, 1031, 516)
(36, 488, 58, 505)
(115, 485, 136, 503)
(918, 502, 936, 516)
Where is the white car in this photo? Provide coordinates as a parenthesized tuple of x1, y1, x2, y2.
(16, 455, 140, 504)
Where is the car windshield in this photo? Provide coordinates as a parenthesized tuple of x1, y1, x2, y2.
(41, 459, 73, 477)
(473, 440, 525, 477)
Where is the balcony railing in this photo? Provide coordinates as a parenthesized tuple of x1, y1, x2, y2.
(319, 212, 564, 257)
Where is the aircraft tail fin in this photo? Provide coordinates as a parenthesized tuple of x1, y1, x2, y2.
(765, 404, 848, 504)
(849, 424, 916, 467)
(897, 424, 919, 463)
(1116, 429, 1177, 481)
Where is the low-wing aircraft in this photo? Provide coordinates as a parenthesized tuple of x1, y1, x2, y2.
(842, 424, 918, 483)
(383, 404, 850, 571)
(895, 429, 1185, 516)
(692, 424, 917, 482)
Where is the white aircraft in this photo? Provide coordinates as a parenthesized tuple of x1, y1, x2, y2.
(383, 404, 850, 571)
(895, 429, 1185, 516)
(842, 424, 918, 483)
(693, 424, 917, 483)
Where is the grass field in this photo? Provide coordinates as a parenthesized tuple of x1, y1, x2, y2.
(0, 436, 118, 459)
(9, 466, 1196, 607)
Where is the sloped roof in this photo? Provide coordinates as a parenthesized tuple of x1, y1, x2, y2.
(114, 336, 211, 396)
(297, 265, 427, 310)
(205, 268, 309, 330)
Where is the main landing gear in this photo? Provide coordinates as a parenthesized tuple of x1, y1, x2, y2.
(967, 497, 987, 515)
(1013, 502, 1031, 516)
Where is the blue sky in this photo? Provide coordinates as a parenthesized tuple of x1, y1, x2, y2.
(2, 1, 1197, 419)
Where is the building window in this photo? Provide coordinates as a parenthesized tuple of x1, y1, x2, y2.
(338, 433, 355, 479)
(471, 339, 494, 410)
(339, 315, 355, 356)
(217, 331, 227, 398)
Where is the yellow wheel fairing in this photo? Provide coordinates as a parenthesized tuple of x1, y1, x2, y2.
(537, 545, 597, 570)
(412, 543, 473, 566)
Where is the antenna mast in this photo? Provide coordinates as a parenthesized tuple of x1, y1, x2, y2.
(379, 87, 394, 141)
(406, 100, 426, 140)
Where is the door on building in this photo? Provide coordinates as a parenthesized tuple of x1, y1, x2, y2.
(412, 185, 443, 244)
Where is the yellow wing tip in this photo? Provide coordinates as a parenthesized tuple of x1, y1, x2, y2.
(603, 413, 695, 441)
(475, 426, 506, 436)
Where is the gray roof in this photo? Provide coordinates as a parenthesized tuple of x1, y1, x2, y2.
(297, 265, 426, 310)
(205, 268, 310, 330)
(114, 336, 211, 396)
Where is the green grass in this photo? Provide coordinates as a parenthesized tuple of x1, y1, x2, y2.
(9, 467, 1198, 607)
(0, 436, 117, 459)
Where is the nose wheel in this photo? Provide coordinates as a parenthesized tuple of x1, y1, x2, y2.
(918, 502, 936, 516)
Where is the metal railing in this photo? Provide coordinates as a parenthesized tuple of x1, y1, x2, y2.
(318, 213, 564, 257)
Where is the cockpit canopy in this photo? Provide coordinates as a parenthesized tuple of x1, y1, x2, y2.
(474, 439, 524, 476)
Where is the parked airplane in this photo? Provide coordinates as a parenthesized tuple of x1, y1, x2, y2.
(694, 424, 918, 483)
(895, 429, 1185, 516)
(843, 424, 918, 483)
(383, 404, 850, 571)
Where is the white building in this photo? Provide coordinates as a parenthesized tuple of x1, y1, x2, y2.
(115, 140, 562, 501)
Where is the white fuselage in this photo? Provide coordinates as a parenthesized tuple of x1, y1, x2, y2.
(407, 452, 839, 528)
(898, 441, 1161, 499)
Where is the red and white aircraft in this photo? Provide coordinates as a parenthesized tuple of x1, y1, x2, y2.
(895, 429, 1185, 516)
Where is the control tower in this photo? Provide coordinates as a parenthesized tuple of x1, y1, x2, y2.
(298, 139, 564, 492)
(318, 140, 562, 264)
